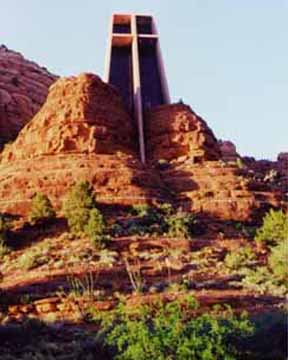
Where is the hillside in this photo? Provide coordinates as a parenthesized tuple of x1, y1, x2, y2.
(0, 56, 287, 359)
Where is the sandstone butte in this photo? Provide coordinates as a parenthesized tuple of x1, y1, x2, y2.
(0, 45, 57, 147)
(0, 68, 286, 222)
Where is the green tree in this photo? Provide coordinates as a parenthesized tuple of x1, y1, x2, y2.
(84, 208, 109, 249)
(29, 193, 56, 223)
(255, 209, 288, 246)
(62, 181, 96, 234)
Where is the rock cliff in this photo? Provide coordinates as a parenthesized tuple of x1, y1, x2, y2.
(0, 45, 57, 146)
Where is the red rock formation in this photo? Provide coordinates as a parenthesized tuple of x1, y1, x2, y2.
(160, 160, 281, 221)
(242, 153, 288, 201)
(0, 73, 166, 216)
(1, 73, 137, 162)
(218, 140, 239, 162)
(277, 152, 288, 177)
(0, 72, 283, 221)
(145, 105, 281, 221)
(0, 45, 57, 146)
(145, 104, 221, 162)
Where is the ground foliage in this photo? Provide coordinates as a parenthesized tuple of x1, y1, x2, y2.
(95, 296, 254, 360)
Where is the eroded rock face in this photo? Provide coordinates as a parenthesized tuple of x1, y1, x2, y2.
(0, 45, 57, 146)
(1, 73, 137, 162)
(145, 104, 221, 162)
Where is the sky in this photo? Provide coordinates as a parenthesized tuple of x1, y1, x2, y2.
(1, 0, 287, 160)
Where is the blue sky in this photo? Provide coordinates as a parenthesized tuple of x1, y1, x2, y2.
(2, 0, 287, 160)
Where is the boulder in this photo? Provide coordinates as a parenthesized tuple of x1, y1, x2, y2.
(218, 140, 239, 162)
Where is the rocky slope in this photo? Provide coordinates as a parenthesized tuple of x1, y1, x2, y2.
(0, 45, 57, 147)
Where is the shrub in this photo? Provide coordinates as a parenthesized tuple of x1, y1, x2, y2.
(63, 181, 109, 248)
(83, 206, 109, 250)
(18, 249, 47, 270)
(0, 215, 10, 258)
(29, 192, 56, 223)
(224, 246, 256, 271)
(157, 202, 174, 216)
(130, 204, 151, 217)
(241, 267, 287, 297)
(0, 240, 10, 258)
(269, 241, 288, 285)
(165, 211, 195, 239)
(90, 234, 111, 250)
(84, 208, 106, 240)
(255, 209, 288, 246)
(240, 242, 288, 296)
(62, 181, 96, 234)
(111, 223, 125, 237)
(0, 215, 9, 243)
(97, 296, 253, 360)
(117, 206, 164, 237)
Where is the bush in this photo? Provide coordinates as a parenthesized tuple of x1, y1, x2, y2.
(240, 242, 287, 296)
(157, 202, 174, 216)
(111, 223, 125, 237)
(224, 246, 256, 271)
(165, 211, 195, 239)
(0, 215, 11, 258)
(255, 209, 288, 246)
(269, 241, 288, 286)
(130, 204, 151, 217)
(0, 240, 10, 258)
(18, 248, 48, 270)
(97, 296, 253, 360)
(62, 181, 96, 234)
(84, 209, 109, 250)
(63, 181, 109, 248)
(0, 215, 9, 243)
(241, 266, 287, 297)
(120, 206, 197, 238)
(29, 193, 56, 223)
